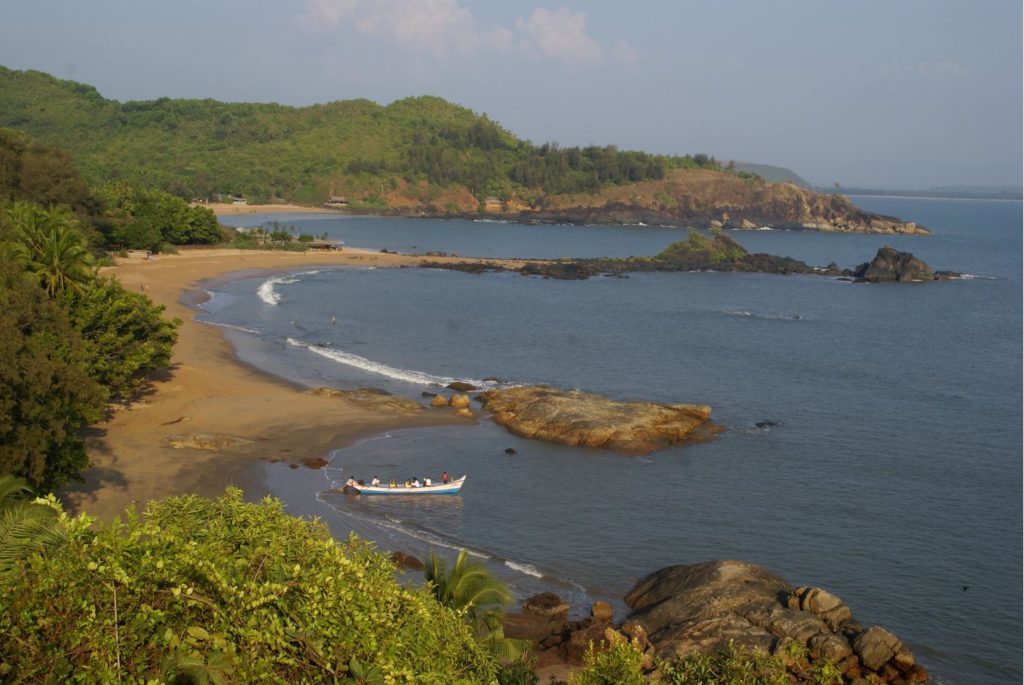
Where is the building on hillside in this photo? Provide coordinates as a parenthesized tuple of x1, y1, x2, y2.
(483, 196, 503, 212)
(324, 196, 350, 208)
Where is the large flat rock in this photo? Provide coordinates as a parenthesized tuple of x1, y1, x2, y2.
(478, 386, 720, 455)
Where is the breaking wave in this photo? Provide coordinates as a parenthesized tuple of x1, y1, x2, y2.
(725, 309, 805, 321)
(257, 270, 321, 306)
(287, 338, 497, 388)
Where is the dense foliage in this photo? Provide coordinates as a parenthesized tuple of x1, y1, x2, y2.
(0, 67, 724, 206)
(0, 258, 106, 491)
(0, 198, 180, 488)
(0, 490, 497, 684)
(0, 476, 67, 577)
(60, 276, 179, 400)
(655, 229, 748, 264)
(96, 182, 223, 251)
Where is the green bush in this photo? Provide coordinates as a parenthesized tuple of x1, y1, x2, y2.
(0, 490, 497, 684)
(571, 641, 645, 685)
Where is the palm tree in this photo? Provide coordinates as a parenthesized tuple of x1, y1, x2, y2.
(4, 202, 94, 296)
(423, 549, 530, 661)
(0, 475, 66, 575)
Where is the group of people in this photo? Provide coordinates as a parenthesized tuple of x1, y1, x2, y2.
(348, 471, 451, 490)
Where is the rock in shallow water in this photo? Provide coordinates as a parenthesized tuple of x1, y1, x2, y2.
(478, 385, 721, 455)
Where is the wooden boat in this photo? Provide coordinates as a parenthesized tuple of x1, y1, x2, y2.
(348, 476, 466, 495)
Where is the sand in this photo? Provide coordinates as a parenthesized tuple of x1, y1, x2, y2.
(198, 202, 341, 216)
(61, 247, 485, 520)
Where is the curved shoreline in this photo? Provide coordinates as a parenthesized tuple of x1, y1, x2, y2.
(61, 247, 505, 520)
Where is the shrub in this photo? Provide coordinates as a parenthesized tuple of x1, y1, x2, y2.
(571, 640, 645, 685)
(0, 490, 497, 684)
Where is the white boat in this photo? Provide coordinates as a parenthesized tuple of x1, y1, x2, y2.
(347, 476, 466, 495)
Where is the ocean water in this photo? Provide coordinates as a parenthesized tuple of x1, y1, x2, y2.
(210, 197, 1022, 684)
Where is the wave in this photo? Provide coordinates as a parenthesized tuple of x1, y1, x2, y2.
(287, 338, 499, 388)
(257, 270, 321, 306)
(955, 273, 997, 281)
(505, 560, 544, 578)
(725, 309, 805, 321)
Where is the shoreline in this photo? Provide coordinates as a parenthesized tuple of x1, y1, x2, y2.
(61, 247, 509, 520)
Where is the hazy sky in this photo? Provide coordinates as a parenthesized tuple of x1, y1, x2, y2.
(2, 0, 1021, 188)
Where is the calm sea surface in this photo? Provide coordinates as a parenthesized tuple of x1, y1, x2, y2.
(212, 197, 1022, 684)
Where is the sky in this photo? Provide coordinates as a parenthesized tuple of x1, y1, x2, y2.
(1, 0, 1021, 189)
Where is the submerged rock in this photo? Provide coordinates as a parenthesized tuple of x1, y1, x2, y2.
(478, 385, 720, 455)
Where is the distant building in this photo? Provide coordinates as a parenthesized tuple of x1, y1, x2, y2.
(483, 196, 503, 212)
(308, 239, 344, 252)
(324, 196, 349, 208)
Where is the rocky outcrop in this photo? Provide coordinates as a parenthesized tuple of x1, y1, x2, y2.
(624, 560, 928, 683)
(478, 386, 721, 455)
(166, 433, 253, 451)
(422, 237, 955, 284)
(507, 170, 929, 236)
(852, 246, 957, 282)
(306, 387, 424, 414)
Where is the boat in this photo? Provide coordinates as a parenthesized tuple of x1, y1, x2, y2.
(347, 476, 466, 495)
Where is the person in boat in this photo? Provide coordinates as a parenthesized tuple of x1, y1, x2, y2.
(411, 478, 421, 488)
(371, 476, 380, 486)
(441, 471, 449, 484)
(423, 476, 432, 486)
(389, 479, 396, 488)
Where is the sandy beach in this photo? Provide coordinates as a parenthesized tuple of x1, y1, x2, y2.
(198, 202, 342, 216)
(61, 247, 494, 520)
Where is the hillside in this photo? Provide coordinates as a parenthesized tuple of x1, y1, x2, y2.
(729, 161, 810, 187)
(0, 67, 924, 234)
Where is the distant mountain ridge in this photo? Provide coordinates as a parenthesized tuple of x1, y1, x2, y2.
(0, 66, 925, 234)
(729, 162, 810, 187)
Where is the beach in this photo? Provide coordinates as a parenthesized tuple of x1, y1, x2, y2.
(61, 247, 499, 520)
(198, 202, 342, 216)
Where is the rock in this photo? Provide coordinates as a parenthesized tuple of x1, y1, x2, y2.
(853, 626, 903, 671)
(482, 376, 502, 383)
(430, 395, 449, 408)
(479, 386, 721, 455)
(306, 387, 424, 414)
(620, 621, 650, 650)
(454, 407, 476, 419)
(808, 631, 854, 661)
(523, 592, 570, 619)
(893, 644, 917, 672)
(591, 601, 614, 623)
(852, 246, 938, 283)
(504, 447, 517, 454)
(421, 391, 437, 398)
(166, 433, 253, 451)
(302, 457, 329, 469)
(446, 381, 479, 392)
(755, 420, 777, 429)
(566, 622, 613, 664)
(449, 393, 471, 408)
(790, 586, 852, 631)
(390, 551, 424, 571)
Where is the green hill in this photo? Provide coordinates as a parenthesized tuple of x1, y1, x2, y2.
(729, 161, 809, 187)
(0, 66, 723, 207)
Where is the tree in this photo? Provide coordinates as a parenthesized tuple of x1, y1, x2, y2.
(0, 257, 106, 490)
(424, 549, 529, 662)
(0, 475, 66, 576)
(2, 202, 95, 295)
(60, 276, 180, 400)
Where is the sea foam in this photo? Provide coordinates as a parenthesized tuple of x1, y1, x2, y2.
(287, 338, 495, 388)
(257, 270, 321, 306)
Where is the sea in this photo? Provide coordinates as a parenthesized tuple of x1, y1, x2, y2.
(211, 197, 1022, 684)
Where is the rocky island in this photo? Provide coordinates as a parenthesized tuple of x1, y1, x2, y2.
(423, 232, 958, 283)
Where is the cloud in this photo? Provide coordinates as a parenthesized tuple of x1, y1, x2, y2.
(297, 0, 629, 66)
(515, 7, 602, 65)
